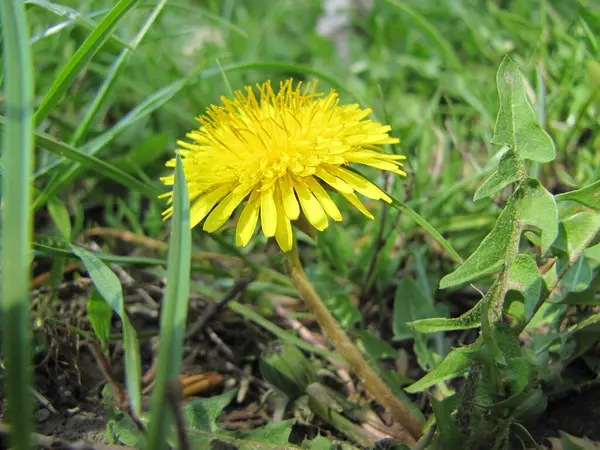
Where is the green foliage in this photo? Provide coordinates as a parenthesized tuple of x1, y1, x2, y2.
(71, 245, 142, 414)
(86, 289, 112, 350)
(9, 1, 600, 449)
(147, 154, 192, 450)
(1, 1, 35, 449)
(408, 54, 599, 449)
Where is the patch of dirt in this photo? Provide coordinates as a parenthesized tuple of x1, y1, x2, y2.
(531, 385, 600, 443)
(34, 404, 108, 445)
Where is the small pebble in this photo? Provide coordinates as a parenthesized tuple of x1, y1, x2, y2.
(34, 408, 51, 423)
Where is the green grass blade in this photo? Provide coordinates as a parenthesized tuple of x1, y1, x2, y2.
(33, 0, 138, 125)
(161, 3, 248, 38)
(70, 0, 167, 146)
(32, 241, 168, 266)
(0, 122, 162, 204)
(0, 1, 35, 448)
(26, 1, 130, 49)
(70, 245, 142, 415)
(147, 154, 192, 450)
(389, 195, 463, 264)
(33, 77, 188, 186)
(384, 0, 462, 70)
(227, 301, 344, 362)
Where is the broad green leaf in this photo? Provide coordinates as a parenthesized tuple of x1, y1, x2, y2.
(508, 254, 541, 320)
(492, 55, 556, 162)
(356, 330, 397, 359)
(440, 190, 521, 288)
(147, 154, 192, 450)
(303, 435, 350, 450)
(560, 273, 600, 305)
(521, 178, 558, 253)
(33, 0, 139, 124)
(47, 196, 71, 240)
(70, 245, 141, 415)
(556, 179, 600, 211)
(236, 420, 295, 450)
(411, 299, 483, 333)
(185, 390, 236, 432)
(393, 277, 437, 340)
(559, 256, 593, 293)
(430, 395, 462, 449)
(586, 242, 600, 263)
(405, 343, 478, 393)
(87, 289, 112, 349)
(474, 150, 519, 201)
(183, 390, 238, 450)
(551, 432, 600, 450)
(106, 413, 146, 447)
(562, 212, 600, 258)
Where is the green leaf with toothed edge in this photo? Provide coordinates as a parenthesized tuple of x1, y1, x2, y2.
(556, 179, 600, 211)
(492, 56, 556, 163)
(405, 341, 479, 393)
(440, 189, 521, 289)
(474, 149, 519, 201)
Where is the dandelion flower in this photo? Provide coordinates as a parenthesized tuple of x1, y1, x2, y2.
(161, 79, 406, 251)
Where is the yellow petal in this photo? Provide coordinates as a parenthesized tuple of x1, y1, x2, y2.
(260, 185, 277, 237)
(203, 185, 253, 232)
(326, 166, 390, 201)
(161, 175, 175, 186)
(340, 191, 374, 220)
(303, 176, 342, 221)
(236, 190, 260, 247)
(292, 177, 328, 231)
(314, 167, 353, 194)
(274, 202, 293, 251)
(279, 175, 300, 220)
(189, 184, 231, 228)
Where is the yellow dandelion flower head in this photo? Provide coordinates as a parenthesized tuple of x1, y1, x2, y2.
(161, 78, 406, 251)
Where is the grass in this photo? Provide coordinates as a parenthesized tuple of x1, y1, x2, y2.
(1, 2, 35, 450)
(2, 0, 600, 449)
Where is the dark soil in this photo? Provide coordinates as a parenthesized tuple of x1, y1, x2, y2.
(531, 385, 600, 443)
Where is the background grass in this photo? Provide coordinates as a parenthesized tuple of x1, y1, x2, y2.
(2, 0, 600, 448)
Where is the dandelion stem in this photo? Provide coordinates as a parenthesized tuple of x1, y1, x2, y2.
(286, 237, 423, 442)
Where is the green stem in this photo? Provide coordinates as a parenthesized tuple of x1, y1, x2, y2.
(286, 238, 423, 442)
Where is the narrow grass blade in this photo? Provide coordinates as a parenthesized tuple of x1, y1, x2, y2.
(227, 301, 344, 362)
(389, 195, 463, 264)
(33, 0, 139, 125)
(26, 0, 130, 49)
(70, 245, 142, 415)
(0, 121, 163, 202)
(384, 0, 462, 70)
(0, 1, 35, 448)
(30, 9, 108, 44)
(147, 154, 192, 450)
(33, 78, 188, 206)
(161, 3, 248, 38)
(70, 0, 167, 146)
